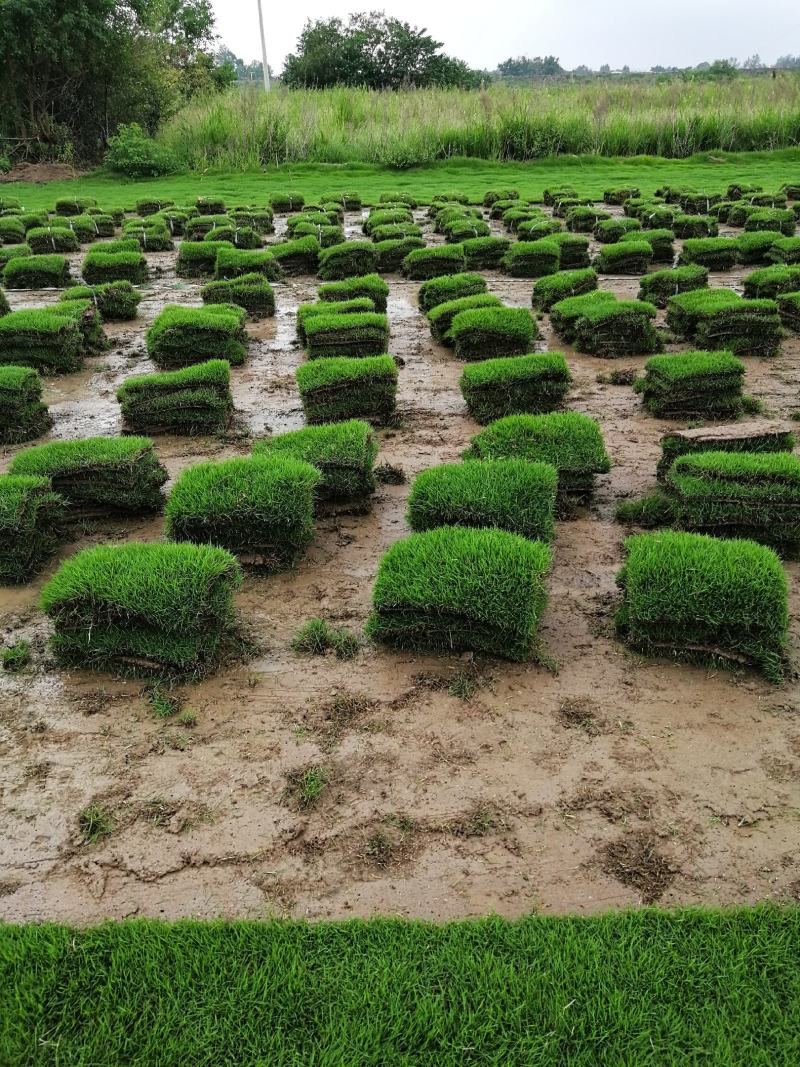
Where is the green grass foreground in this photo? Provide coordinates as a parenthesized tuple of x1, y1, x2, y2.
(1, 908, 799, 1065)
(5, 149, 800, 211)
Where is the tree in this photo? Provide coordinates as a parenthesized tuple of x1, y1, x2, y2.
(497, 55, 563, 78)
(776, 55, 800, 69)
(742, 54, 765, 69)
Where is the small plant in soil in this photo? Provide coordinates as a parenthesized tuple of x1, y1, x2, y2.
(78, 804, 115, 843)
(284, 765, 329, 809)
(292, 618, 361, 660)
(2, 640, 31, 671)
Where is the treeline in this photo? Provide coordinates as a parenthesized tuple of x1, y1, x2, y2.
(496, 55, 800, 79)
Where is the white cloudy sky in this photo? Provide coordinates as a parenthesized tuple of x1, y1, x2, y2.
(211, 0, 795, 72)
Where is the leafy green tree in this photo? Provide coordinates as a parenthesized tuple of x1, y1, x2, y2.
(497, 55, 563, 77)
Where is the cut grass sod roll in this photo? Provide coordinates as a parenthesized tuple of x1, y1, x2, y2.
(550, 290, 618, 344)
(268, 235, 320, 275)
(462, 236, 510, 270)
(766, 236, 800, 265)
(60, 281, 141, 321)
(374, 237, 426, 272)
(401, 244, 465, 280)
(639, 350, 747, 418)
(10, 436, 168, 513)
(464, 412, 611, 508)
(0, 244, 32, 270)
(175, 240, 233, 278)
(40, 541, 242, 678)
(166, 456, 319, 570)
(548, 232, 591, 269)
(594, 217, 642, 243)
(621, 228, 675, 263)
(366, 525, 551, 661)
(573, 300, 662, 357)
(427, 293, 503, 345)
(595, 240, 653, 275)
(743, 264, 800, 299)
(744, 208, 796, 236)
(637, 265, 709, 308)
(318, 273, 389, 312)
(448, 306, 537, 361)
(0, 365, 52, 443)
(460, 352, 572, 422)
(201, 273, 275, 318)
(500, 239, 560, 278)
(678, 238, 739, 271)
(82, 249, 148, 285)
(604, 186, 640, 204)
(777, 292, 800, 331)
(418, 272, 487, 313)
(317, 241, 378, 281)
(214, 246, 282, 282)
(297, 355, 397, 425)
(296, 298, 375, 345)
(117, 360, 233, 435)
(667, 291, 783, 357)
(48, 297, 104, 355)
(269, 192, 304, 212)
(3, 254, 71, 289)
(407, 458, 557, 542)
(0, 309, 83, 373)
(736, 231, 782, 264)
(146, 304, 247, 369)
(304, 311, 389, 359)
(565, 205, 611, 232)
(483, 188, 519, 206)
(195, 196, 226, 215)
(26, 226, 79, 254)
(254, 420, 377, 512)
(0, 475, 65, 584)
(615, 530, 788, 681)
(657, 421, 795, 479)
(666, 288, 742, 339)
(672, 214, 718, 239)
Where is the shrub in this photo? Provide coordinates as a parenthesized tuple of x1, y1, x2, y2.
(666, 288, 742, 339)
(657, 422, 795, 479)
(777, 291, 800, 331)
(622, 228, 675, 262)
(366, 525, 551, 661)
(3, 254, 71, 289)
(82, 249, 147, 285)
(736, 231, 781, 264)
(427, 293, 502, 344)
(640, 350, 746, 417)
(766, 236, 800, 265)
(459, 352, 571, 422)
(402, 244, 465, 280)
(117, 360, 232, 435)
(254, 420, 377, 510)
(616, 531, 787, 681)
(214, 246, 282, 281)
(0, 308, 82, 372)
(297, 355, 397, 424)
(147, 304, 247, 369)
(464, 411, 611, 506)
(317, 241, 378, 281)
(269, 192, 304, 212)
(678, 238, 740, 271)
(462, 236, 510, 270)
(26, 226, 79, 254)
(743, 264, 800, 299)
(550, 290, 618, 343)
(318, 274, 389, 311)
(0, 245, 32, 269)
(0, 475, 65, 583)
(41, 541, 241, 677)
(374, 237, 426, 272)
(637, 265, 708, 308)
(744, 208, 796, 237)
(548, 232, 591, 269)
(296, 299, 375, 344)
(60, 281, 141, 321)
(201, 273, 275, 318)
(175, 241, 233, 278)
(418, 272, 487, 313)
(573, 299, 661, 357)
(269, 235, 320, 275)
(0, 365, 51, 443)
(672, 214, 718, 239)
(566, 206, 611, 233)
(501, 239, 560, 278)
(104, 123, 176, 177)
(595, 240, 653, 275)
(448, 306, 536, 361)
(594, 217, 641, 244)
(304, 311, 389, 359)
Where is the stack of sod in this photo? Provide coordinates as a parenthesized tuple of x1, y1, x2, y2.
(639, 351, 747, 417)
(694, 299, 783, 357)
(552, 196, 592, 219)
(117, 360, 232, 435)
(0, 366, 52, 443)
(0, 216, 26, 243)
(765, 237, 800, 264)
(679, 192, 723, 214)
(3, 254, 71, 289)
(622, 228, 675, 262)
(517, 218, 562, 239)
(726, 201, 759, 227)
(623, 196, 664, 218)
(195, 196, 226, 215)
(369, 224, 423, 243)
(462, 236, 510, 270)
(82, 249, 147, 284)
(0, 289, 8, 316)
(317, 241, 378, 281)
(532, 268, 598, 311)
(270, 192, 304, 212)
(136, 198, 174, 216)
(269, 236, 320, 275)
(448, 306, 536, 361)
(41, 541, 242, 677)
(323, 192, 361, 210)
(550, 290, 618, 344)
(604, 187, 640, 205)
(543, 187, 576, 206)
(203, 225, 261, 249)
(229, 208, 274, 234)
(747, 193, 788, 208)
(548, 233, 591, 269)
(296, 356, 397, 424)
(665, 451, 800, 552)
(460, 353, 571, 422)
(672, 215, 718, 239)
(573, 300, 661, 357)
(290, 223, 343, 248)
(484, 189, 519, 206)
(304, 311, 389, 359)
(254, 420, 377, 512)
(214, 247, 282, 281)
(657, 421, 795, 479)
(595, 241, 653, 275)
(0, 309, 83, 373)
(147, 304, 247, 369)
(407, 458, 557, 542)
(175, 241, 234, 278)
(374, 237, 426, 272)
(744, 209, 796, 236)
(566, 206, 611, 233)
(57, 213, 115, 240)
(27, 227, 78, 254)
(500, 239, 560, 278)
(777, 292, 800, 331)
(296, 299, 375, 345)
(365, 525, 551, 661)
(666, 288, 742, 339)
(402, 245, 465, 280)
(0, 245, 32, 270)
(443, 218, 491, 243)
(594, 217, 641, 244)
(678, 238, 738, 271)
(364, 208, 414, 235)
(464, 412, 611, 507)
(615, 530, 787, 681)
(736, 232, 782, 265)
(0, 475, 65, 583)
(380, 192, 418, 207)
(60, 281, 141, 321)
(95, 238, 140, 254)
(154, 210, 189, 236)
(418, 273, 487, 313)
(201, 273, 275, 318)
(743, 265, 800, 299)
(165, 456, 319, 570)
(637, 265, 709, 308)
(427, 294, 502, 345)
(51, 297, 105, 355)
(318, 274, 389, 311)
(9, 436, 167, 513)
(54, 197, 96, 215)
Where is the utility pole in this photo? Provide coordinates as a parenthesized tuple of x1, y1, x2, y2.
(257, 0, 271, 91)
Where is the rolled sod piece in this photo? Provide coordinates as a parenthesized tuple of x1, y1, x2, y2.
(204, 225, 262, 250)
(304, 311, 389, 359)
(517, 218, 562, 240)
(679, 192, 723, 215)
(266, 236, 319, 276)
(60, 281, 141, 321)
(448, 306, 537, 361)
(269, 192, 304, 212)
(637, 265, 709, 309)
(318, 274, 389, 312)
(615, 530, 788, 681)
(0, 366, 52, 443)
(418, 273, 487, 314)
(666, 288, 742, 339)
(214, 247, 282, 282)
(0, 309, 83, 373)
(765, 237, 800, 265)
(744, 208, 796, 237)
(678, 238, 739, 271)
(566, 206, 611, 233)
(623, 228, 675, 262)
(402, 245, 466, 280)
(41, 541, 242, 678)
(366, 525, 551, 661)
(98, 238, 141, 254)
(500, 239, 560, 278)
(118, 223, 172, 251)
(3, 254, 71, 289)
(54, 197, 96, 215)
(51, 298, 105, 355)
(460, 352, 572, 422)
(736, 231, 782, 265)
(296, 299, 374, 345)
(657, 420, 795, 479)
(743, 265, 800, 300)
(594, 217, 642, 244)
(166, 455, 319, 570)
(254, 420, 377, 511)
(368, 223, 423, 243)
(27, 227, 79, 254)
(464, 411, 611, 507)
(462, 236, 511, 270)
(484, 189, 519, 207)
(136, 198, 174, 216)
(777, 292, 800, 331)
(693, 299, 783, 358)
(146, 304, 248, 369)
(380, 192, 418, 207)
(289, 222, 344, 248)
(595, 240, 653, 275)
(201, 273, 275, 318)
(604, 186, 640, 205)
(550, 290, 618, 344)
(573, 300, 662, 357)
(548, 233, 591, 269)
(57, 213, 115, 240)
(176, 240, 234, 278)
(672, 215, 718, 239)
(640, 350, 746, 418)
(0, 245, 32, 269)
(443, 218, 491, 243)
(726, 201, 760, 227)
(10, 435, 167, 512)
(82, 249, 148, 285)
(117, 360, 232, 435)
(317, 241, 378, 281)
(0, 216, 26, 242)
(543, 187, 576, 207)
(364, 208, 414, 235)
(185, 215, 231, 240)
(195, 196, 226, 215)
(229, 208, 274, 234)
(375, 237, 426, 272)
(427, 294, 502, 345)
(297, 355, 397, 425)
(0, 475, 65, 584)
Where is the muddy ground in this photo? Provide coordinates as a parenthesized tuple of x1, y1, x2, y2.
(1, 202, 799, 924)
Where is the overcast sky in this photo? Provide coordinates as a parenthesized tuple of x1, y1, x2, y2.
(211, 0, 796, 72)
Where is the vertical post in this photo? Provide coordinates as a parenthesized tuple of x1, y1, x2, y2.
(257, 0, 270, 91)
